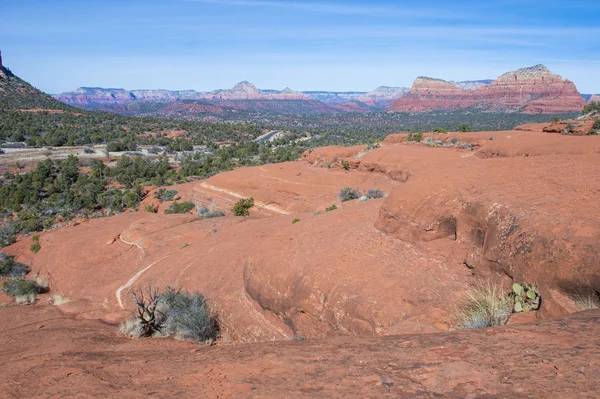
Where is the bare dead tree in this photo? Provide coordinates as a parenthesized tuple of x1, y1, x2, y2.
(131, 283, 163, 337)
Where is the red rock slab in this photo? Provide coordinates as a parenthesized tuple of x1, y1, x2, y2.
(1, 304, 599, 398)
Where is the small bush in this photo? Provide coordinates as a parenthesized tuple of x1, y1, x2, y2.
(456, 123, 472, 132)
(366, 188, 385, 199)
(552, 116, 561, 123)
(204, 210, 226, 219)
(159, 287, 219, 343)
(3, 278, 45, 302)
(292, 218, 300, 224)
(456, 279, 512, 329)
(341, 159, 350, 170)
(83, 147, 95, 154)
(123, 285, 219, 344)
(338, 187, 360, 202)
(155, 188, 178, 202)
(407, 132, 423, 142)
(432, 127, 447, 134)
(325, 204, 337, 212)
(197, 206, 210, 216)
(233, 198, 254, 216)
(144, 203, 157, 213)
(164, 201, 195, 214)
(0, 253, 29, 277)
(358, 195, 368, 202)
(30, 242, 41, 254)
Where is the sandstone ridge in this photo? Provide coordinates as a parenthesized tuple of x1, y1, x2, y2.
(389, 64, 586, 114)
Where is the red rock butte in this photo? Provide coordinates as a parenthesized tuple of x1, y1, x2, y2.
(388, 64, 586, 114)
(3, 123, 600, 396)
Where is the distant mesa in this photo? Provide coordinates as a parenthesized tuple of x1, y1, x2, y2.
(51, 64, 587, 116)
(388, 64, 586, 114)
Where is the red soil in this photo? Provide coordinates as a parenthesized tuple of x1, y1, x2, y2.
(2, 128, 600, 396)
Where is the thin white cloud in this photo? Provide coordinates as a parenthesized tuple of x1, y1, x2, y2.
(175, 0, 466, 19)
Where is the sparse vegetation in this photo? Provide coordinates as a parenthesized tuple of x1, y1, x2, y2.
(0, 253, 29, 277)
(572, 288, 600, 311)
(456, 123, 472, 132)
(432, 127, 447, 134)
(292, 218, 300, 224)
(583, 102, 600, 115)
(30, 234, 41, 253)
(589, 118, 600, 135)
(2, 278, 45, 305)
(144, 203, 158, 213)
(232, 198, 254, 216)
(510, 283, 540, 313)
(366, 188, 385, 199)
(121, 284, 219, 343)
(203, 210, 226, 219)
(164, 201, 195, 214)
(155, 188, 178, 202)
(338, 187, 360, 202)
(456, 279, 512, 329)
(407, 132, 423, 142)
(325, 204, 337, 212)
(341, 159, 350, 170)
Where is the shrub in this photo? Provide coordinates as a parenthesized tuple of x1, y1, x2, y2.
(122, 285, 219, 343)
(204, 210, 226, 219)
(407, 132, 423, 142)
(366, 188, 385, 199)
(292, 218, 300, 224)
(233, 198, 254, 216)
(83, 147, 95, 154)
(0, 253, 29, 277)
(338, 187, 360, 202)
(552, 116, 561, 123)
(456, 123, 472, 132)
(341, 159, 350, 170)
(432, 127, 447, 134)
(159, 287, 219, 343)
(144, 203, 157, 213)
(456, 279, 512, 329)
(589, 118, 600, 135)
(30, 242, 41, 254)
(325, 204, 337, 212)
(3, 278, 45, 305)
(197, 206, 210, 216)
(164, 201, 195, 214)
(155, 188, 178, 202)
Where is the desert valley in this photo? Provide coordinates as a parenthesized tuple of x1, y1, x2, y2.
(1, 2, 600, 396)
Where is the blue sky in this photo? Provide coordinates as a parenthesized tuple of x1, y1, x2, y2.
(1, 0, 599, 94)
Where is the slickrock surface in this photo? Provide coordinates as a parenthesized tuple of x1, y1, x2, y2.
(2, 127, 600, 397)
(1, 304, 599, 398)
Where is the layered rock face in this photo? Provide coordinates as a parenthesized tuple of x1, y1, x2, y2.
(389, 65, 586, 114)
(589, 94, 600, 104)
(54, 81, 310, 106)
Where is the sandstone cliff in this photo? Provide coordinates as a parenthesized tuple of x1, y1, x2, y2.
(388, 65, 586, 114)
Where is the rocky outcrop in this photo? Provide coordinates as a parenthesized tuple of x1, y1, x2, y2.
(589, 94, 600, 104)
(389, 65, 586, 114)
(355, 86, 409, 108)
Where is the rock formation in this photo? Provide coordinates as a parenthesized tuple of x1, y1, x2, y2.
(388, 65, 586, 114)
(0, 50, 6, 79)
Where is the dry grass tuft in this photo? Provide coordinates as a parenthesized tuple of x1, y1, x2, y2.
(50, 294, 69, 306)
(456, 278, 512, 329)
(573, 289, 600, 311)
